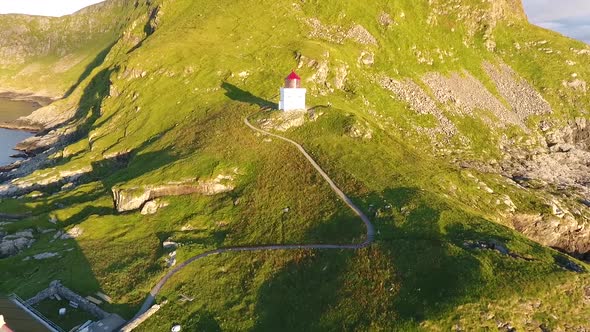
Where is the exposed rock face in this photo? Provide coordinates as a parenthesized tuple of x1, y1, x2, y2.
(423, 71, 523, 128)
(505, 118, 590, 198)
(113, 174, 236, 212)
(64, 226, 83, 239)
(18, 102, 78, 132)
(33, 252, 59, 260)
(347, 121, 373, 139)
(358, 51, 375, 66)
(483, 63, 552, 120)
(346, 25, 378, 45)
(304, 18, 377, 46)
(140, 199, 169, 215)
(497, 119, 590, 261)
(15, 121, 78, 154)
(333, 64, 349, 90)
(378, 60, 553, 148)
(378, 12, 394, 27)
(546, 117, 590, 151)
(377, 76, 457, 140)
(512, 214, 590, 261)
(563, 78, 588, 94)
(259, 111, 307, 132)
(306, 57, 331, 93)
(375, 59, 590, 263)
(0, 165, 92, 197)
(0, 229, 35, 258)
(516, 149, 590, 192)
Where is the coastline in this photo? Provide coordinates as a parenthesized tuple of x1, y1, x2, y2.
(0, 90, 52, 134)
(0, 92, 50, 167)
(0, 90, 56, 107)
(0, 120, 43, 133)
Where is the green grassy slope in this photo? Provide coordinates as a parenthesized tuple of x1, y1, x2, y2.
(0, 0, 146, 97)
(1, 0, 589, 330)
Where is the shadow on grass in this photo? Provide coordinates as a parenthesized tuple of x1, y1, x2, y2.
(66, 205, 116, 226)
(250, 186, 527, 330)
(221, 82, 277, 109)
(1, 66, 116, 184)
(127, 6, 159, 54)
(14, 147, 176, 218)
(252, 251, 351, 331)
(0, 232, 136, 330)
(0, 151, 179, 322)
(63, 42, 116, 98)
(157, 228, 229, 249)
(179, 310, 222, 332)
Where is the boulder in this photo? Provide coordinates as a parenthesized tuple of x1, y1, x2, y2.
(140, 199, 169, 215)
(163, 239, 178, 249)
(62, 226, 83, 239)
(259, 111, 307, 132)
(33, 252, 59, 260)
(0, 229, 35, 258)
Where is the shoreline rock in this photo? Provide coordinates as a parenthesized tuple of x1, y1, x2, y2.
(0, 90, 55, 107)
(0, 120, 43, 133)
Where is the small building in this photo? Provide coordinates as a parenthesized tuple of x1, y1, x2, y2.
(279, 71, 306, 111)
(0, 296, 57, 332)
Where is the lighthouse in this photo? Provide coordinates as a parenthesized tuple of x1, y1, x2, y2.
(279, 71, 306, 111)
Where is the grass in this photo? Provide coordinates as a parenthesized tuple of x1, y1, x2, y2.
(1, 0, 590, 330)
(34, 299, 96, 331)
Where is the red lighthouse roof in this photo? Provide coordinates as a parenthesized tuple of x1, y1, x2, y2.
(286, 71, 301, 80)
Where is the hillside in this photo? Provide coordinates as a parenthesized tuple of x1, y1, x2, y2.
(0, 0, 137, 98)
(1, 0, 590, 331)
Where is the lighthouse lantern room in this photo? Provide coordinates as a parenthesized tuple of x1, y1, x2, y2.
(279, 71, 306, 111)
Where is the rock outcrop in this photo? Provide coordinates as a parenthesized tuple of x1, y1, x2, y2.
(112, 174, 236, 212)
(0, 229, 35, 258)
(377, 75, 457, 141)
(504, 118, 590, 198)
(512, 214, 590, 260)
(0, 165, 92, 198)
(259, 111, 308, 132)
(304, 18, 377, 46)
(140, 199, 169, 215)
(423, 71, 522, 128)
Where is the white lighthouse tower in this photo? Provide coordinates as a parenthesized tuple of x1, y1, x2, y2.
(279, 71, 306, 111)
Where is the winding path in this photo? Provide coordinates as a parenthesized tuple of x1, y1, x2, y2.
(125, 115, 375, 328)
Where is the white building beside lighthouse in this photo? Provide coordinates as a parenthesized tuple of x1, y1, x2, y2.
(279, 71, 306, 111)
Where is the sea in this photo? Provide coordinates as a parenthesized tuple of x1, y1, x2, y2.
(0, 97, 40, 165)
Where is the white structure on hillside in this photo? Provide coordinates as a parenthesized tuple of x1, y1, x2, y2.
(279, 71, 306, 111)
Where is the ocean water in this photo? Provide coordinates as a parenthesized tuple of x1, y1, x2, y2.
(0, 97, 40, 165)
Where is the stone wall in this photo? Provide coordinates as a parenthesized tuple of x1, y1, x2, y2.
(26, 280, 109, 319)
